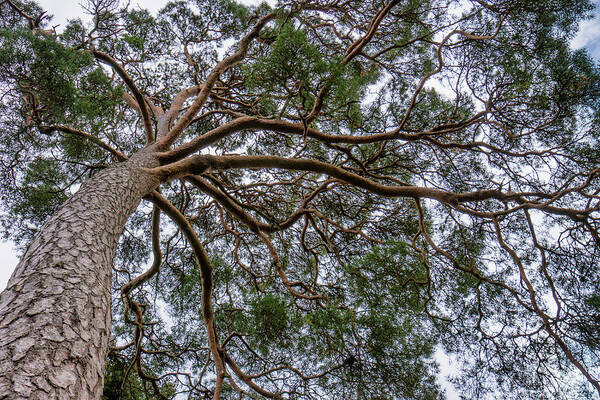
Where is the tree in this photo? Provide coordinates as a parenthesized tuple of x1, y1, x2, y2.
(0, 0, 599, 398)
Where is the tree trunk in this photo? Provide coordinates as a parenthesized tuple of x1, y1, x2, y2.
(0, 149, 159, 400)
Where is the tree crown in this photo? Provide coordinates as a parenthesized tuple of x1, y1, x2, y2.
(1, 0, 600, 398)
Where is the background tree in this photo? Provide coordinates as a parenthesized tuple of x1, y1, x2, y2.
(0, 0, 599, 399)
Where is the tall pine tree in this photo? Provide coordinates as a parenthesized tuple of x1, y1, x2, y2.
(0, 0, 599, 398)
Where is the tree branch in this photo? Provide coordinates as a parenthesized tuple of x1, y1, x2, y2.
(143, 190, 225, 400)
(93, 50, 154, 143)
(147, 154, 517, 205)
(156, 111, 487, 164)
(157, 12, 276, 148)
(39, 124, 127, 161)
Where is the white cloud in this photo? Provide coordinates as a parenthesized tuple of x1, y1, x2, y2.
(573, 2, 600, 60)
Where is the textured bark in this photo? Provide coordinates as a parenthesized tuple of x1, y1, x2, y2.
(0, 149, 159, 400)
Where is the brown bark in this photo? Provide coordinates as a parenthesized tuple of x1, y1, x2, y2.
(0, 149, 159, 400)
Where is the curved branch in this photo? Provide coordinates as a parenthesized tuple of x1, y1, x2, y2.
(156, 111, 487, 164)
(157, 12, 276, 148)
(343, 0, 399, 63)
(93, 50, 154, 143)
(152, 154, 598, 223)
(305, 0, 401, 123)
(121, 205, 161, 297)
(147, 154, 517, 205)
(396, 18, 503, 130)
(118, 205, 166, 394)
(156, 85, 202, 138)
(186, 175, 309, 233)
(144, 191, 225, 399)
(221, 351, 283, 400)
(40, 124, 127, 161)
(492, 217, 600, 395)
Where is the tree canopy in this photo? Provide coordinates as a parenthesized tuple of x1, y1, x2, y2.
(1, 0, 600, 398)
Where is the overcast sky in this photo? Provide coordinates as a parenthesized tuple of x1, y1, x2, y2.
(574, 1, 600, 59)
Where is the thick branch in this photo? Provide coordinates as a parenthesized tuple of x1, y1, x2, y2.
(152, 154, 597, 222)
(143, 191, 225, 400)
(157, 13, 276, 148)
(93, 50, 154, 143)
(156, 86, 202, 138)
(147, 154, 516, 206)
(157, 112, 487, 164)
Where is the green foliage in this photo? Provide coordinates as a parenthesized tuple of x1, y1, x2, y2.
(244, 23, 378, 127)
(10, 158, 68, 227)
(123, 34, 144, 50)
(102, 353, 175, 400)
(249, 293, 292, 353)
(71, 68, 124, 133)
(244, 24, 336, 94)
(0, 28, 94, 119)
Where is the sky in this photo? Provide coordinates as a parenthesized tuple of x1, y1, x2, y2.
(574, 1, 600, 59)
(0, 1, 599, 398)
